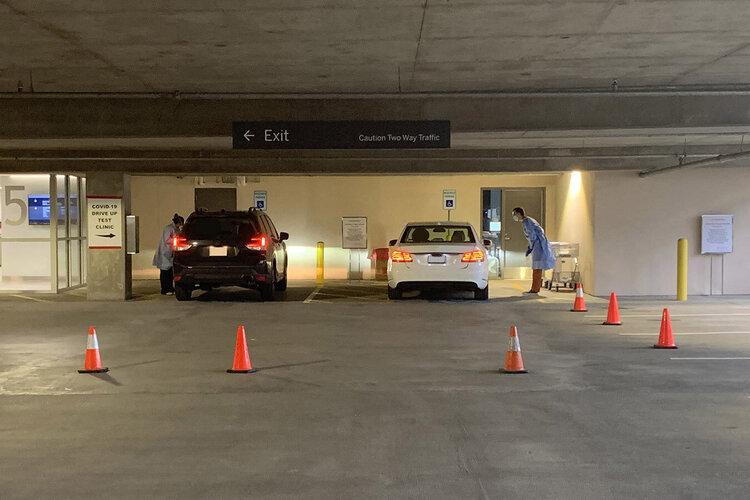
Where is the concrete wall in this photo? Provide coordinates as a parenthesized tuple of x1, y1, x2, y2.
(131, 174, 562, 280)
(594, 167, 750, 296)
(554, 171, 595, 291)
(0, 175, 52, 278)
(86, 172, 132, 300)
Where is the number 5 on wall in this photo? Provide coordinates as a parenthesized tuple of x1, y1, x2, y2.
(3, 186, 28, 226)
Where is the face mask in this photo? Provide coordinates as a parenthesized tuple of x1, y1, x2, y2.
(512, 214, 520, 222)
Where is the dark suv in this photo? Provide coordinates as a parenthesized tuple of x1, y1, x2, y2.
(171, 209, 289, 301)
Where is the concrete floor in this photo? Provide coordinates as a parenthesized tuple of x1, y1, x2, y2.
(1, 281, 750, 498)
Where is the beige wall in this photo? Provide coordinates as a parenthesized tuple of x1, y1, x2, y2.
(594, 167, 750, 296)
(554, 171, 595, 291)
(131, 174, 561, 279)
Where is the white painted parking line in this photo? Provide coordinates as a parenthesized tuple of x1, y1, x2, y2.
(303, 286, 323, 304)
(587, 313, 750, 319)
(671, 357, 750, 360)
(10, 294, 49, 303)
(619, 331, 750, 336)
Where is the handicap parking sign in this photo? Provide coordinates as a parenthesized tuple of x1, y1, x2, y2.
(442, 189, 456, 211)
(253, 190, 267, 211)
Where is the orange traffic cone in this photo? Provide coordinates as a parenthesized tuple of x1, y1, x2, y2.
(78, 326, 109, 373)
(570, 283, 588, 312)
(603, 292, 622, 325)
(654, 308, 678, 349)
(227, 325, 257, 373)
(500, 325, 528, 374)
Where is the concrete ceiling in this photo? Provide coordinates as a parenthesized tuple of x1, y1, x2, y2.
(3, 0, 750, 93)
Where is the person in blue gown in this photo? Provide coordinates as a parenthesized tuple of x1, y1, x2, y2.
(513, 206, 555, 294)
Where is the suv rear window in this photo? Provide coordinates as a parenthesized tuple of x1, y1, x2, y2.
(401, 225, 475, 244)
(184, 217, 257, 240)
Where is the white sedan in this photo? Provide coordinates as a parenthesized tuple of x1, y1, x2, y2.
(387, 221, 490, 300)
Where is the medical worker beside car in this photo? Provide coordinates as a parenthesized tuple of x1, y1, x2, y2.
(513, 206, 555, 294)
(153, 214, 184, 295)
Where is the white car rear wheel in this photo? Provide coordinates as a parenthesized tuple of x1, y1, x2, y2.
(474, 286, 489, 301)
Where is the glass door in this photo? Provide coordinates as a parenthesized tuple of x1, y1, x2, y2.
(52, 174, 86, 292)
(481, 188, 502, 278)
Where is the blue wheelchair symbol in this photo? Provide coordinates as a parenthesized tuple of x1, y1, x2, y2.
(445, 200, 454, 208)
(256, 200, 265, 209)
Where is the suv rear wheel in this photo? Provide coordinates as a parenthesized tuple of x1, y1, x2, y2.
(276, 268, 288, 291)
(175, 286, 192, 301)
(259, 269, 276, 301)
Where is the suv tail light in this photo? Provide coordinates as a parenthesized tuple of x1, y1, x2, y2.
(391, 250, 413, 263)
(246, 234, 269, 252)
(461, 249, 485, 262)
(171, 235, 191, 252)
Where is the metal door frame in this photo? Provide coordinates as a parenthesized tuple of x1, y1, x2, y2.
(480, 187, 546, 275)
(51, 174, 87, 292)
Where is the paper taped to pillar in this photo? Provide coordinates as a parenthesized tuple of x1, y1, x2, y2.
(701, 214, 733, 254)
(87, 196, 123, 249)
(342, 217, 367, 249)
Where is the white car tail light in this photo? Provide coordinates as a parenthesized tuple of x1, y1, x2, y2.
(391, 250, 414, 263)
(461, 249, 485, 262)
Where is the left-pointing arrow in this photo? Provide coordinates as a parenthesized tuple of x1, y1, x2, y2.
(244, 130, 255, 141)
(96, 233, 116, 238)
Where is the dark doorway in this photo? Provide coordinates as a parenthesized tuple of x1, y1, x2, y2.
(195, 188, 237, 212)
(501, 188, 545, 275)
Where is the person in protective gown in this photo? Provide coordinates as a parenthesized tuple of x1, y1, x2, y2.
(153, 214, 184, 295)
(513, 206, 555, 294)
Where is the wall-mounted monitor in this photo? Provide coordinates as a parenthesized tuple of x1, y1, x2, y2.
(28, 195, 51, 225)
(27, 195, 77, 225)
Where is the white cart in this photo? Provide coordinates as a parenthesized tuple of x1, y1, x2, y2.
(545, 242, 580, 291)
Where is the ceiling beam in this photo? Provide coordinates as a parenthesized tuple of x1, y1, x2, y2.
(3, 92, 750, 139)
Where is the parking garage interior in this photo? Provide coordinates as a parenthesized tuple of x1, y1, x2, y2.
(3, 1, 750, 498)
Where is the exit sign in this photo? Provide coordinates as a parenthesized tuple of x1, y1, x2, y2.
(232, 121, 450, 149)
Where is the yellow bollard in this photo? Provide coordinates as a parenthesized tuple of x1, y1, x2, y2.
(316, 241, 325, 284)
(677, 238, 688, 301)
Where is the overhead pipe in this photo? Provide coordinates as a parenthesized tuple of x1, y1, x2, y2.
(6, 88, 750, 99)
(638, 149, 750, 177)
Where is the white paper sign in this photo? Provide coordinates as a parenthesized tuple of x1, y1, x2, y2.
(701, 214, 733, 254)
(88, 197, 123, 249)
(253, 190, 267, 211)
(443, 189, 456, 210)
(342, 216, 367, 249)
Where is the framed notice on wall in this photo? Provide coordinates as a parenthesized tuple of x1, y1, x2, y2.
(342, 217, 367, 249)
(701, 214, 733, 254)
(87, 196, 123, 249)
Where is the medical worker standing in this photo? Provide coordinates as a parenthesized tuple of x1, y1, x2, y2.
(513, 206, 556, 294)
(153, 214, 184, 295)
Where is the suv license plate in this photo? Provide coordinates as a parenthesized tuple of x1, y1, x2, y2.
(209, 246, 228, 257)
(428, 255, 446, 264)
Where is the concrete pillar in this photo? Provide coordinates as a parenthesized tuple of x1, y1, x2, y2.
(86, 172, 132, 300)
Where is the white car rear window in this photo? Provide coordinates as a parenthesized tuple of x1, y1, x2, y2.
(401, 225, 475, 244)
